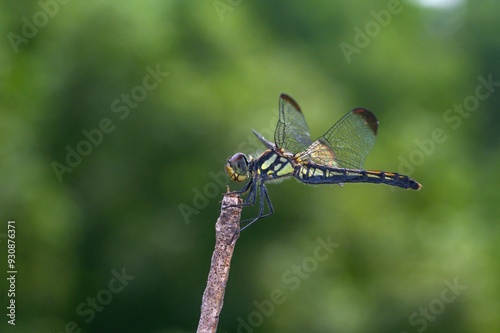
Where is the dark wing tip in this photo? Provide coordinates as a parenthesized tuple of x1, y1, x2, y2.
(353, 108, 378, 135)
(280, 93, 302, 113)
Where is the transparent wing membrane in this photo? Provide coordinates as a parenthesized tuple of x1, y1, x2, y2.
(274, 94, 312, 153)
(300, 108, 378, 169)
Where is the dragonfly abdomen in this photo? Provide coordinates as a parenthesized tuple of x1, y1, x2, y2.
(296, 165, 421, 190)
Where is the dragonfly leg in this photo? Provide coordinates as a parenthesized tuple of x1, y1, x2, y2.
(240, 183, 274, 231)
(259, 183, 274, 219)
(225, 179, 256, 209)
(227, 177, 253, 196)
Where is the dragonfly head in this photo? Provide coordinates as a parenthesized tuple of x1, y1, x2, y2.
(225, 153, 250, 182)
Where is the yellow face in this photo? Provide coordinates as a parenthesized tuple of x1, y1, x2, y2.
(225, 153, 249, 182)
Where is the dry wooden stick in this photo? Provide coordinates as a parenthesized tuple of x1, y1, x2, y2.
(197, 190, 242, 333)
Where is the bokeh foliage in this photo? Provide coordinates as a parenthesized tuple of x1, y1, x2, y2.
(1, 1, 499, 332)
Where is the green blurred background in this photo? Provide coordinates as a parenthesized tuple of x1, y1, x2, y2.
(1, 0, 499, 332)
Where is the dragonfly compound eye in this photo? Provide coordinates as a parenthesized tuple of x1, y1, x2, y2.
(225, 153, 249, 182)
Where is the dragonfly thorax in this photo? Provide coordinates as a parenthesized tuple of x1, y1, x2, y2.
(225, 153, 250, 182)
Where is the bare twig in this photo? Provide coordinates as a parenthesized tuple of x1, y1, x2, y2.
(197, 190, 242, 333)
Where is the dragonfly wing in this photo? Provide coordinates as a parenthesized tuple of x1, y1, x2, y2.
(274, 94, 312, 154)
(301, 108, 378, 169)
(252, 129, 275, 149)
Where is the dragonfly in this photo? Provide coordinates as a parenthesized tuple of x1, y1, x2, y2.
(225, 94, 421, 230)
